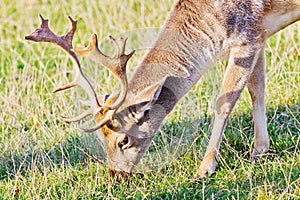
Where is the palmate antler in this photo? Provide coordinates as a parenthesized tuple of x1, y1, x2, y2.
(25, 14, 134, 132)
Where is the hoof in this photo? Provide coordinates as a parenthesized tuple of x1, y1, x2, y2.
(195, 157, 217, 180)
(251, 146, 269, 161)
(109, 169, 132, 181)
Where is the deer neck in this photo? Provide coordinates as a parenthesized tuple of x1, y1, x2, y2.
(127, 1, 227, 111)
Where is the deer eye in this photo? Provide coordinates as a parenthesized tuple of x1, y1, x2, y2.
(105, 119, 121, 131)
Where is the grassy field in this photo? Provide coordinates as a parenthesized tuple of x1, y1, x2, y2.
(0, 0, 299, 199)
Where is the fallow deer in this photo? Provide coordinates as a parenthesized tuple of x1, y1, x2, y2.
(25, 0, 300, 179)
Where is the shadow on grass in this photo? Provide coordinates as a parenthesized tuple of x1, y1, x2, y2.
(0, 102, 299, 198)
(143, 102, 300, 199)
(0, 132, 106, 181)
(147, 101, 299, 167)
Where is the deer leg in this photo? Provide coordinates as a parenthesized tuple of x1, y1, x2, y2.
(247, 49, 269, 158)
(196, 46, 262, 179)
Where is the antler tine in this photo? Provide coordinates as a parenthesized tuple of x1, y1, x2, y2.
(109, 36, 127, 57)
(59, 107, 94, 122)
(25, 14, 77, 61)
(79, 109, 115, 133)
(25, 15, 101, 123)
(108, 36, 135, 110)
(74, 34, 135, 111)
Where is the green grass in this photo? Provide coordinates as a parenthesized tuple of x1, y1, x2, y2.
(0, 0, 299, 199)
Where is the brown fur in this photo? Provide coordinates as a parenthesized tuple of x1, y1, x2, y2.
(26, 0, 300, 179)
(96, 0, 300, 178)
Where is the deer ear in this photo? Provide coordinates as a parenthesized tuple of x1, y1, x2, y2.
(134, 80, 164, 103)
(129, 78, 166, 122)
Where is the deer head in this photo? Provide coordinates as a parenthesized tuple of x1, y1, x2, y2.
(25, 15, 168, 175)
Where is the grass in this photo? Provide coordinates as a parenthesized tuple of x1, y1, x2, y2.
(0, 0, 299, 199)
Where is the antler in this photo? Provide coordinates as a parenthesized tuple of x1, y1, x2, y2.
(73, 34, 135, 110)
(25, 14, 134, 132)
(72, 34, 135, 133)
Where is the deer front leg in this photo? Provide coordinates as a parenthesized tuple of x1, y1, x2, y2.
(247, 49, 269, 158)
(196, 46, 262, 179)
